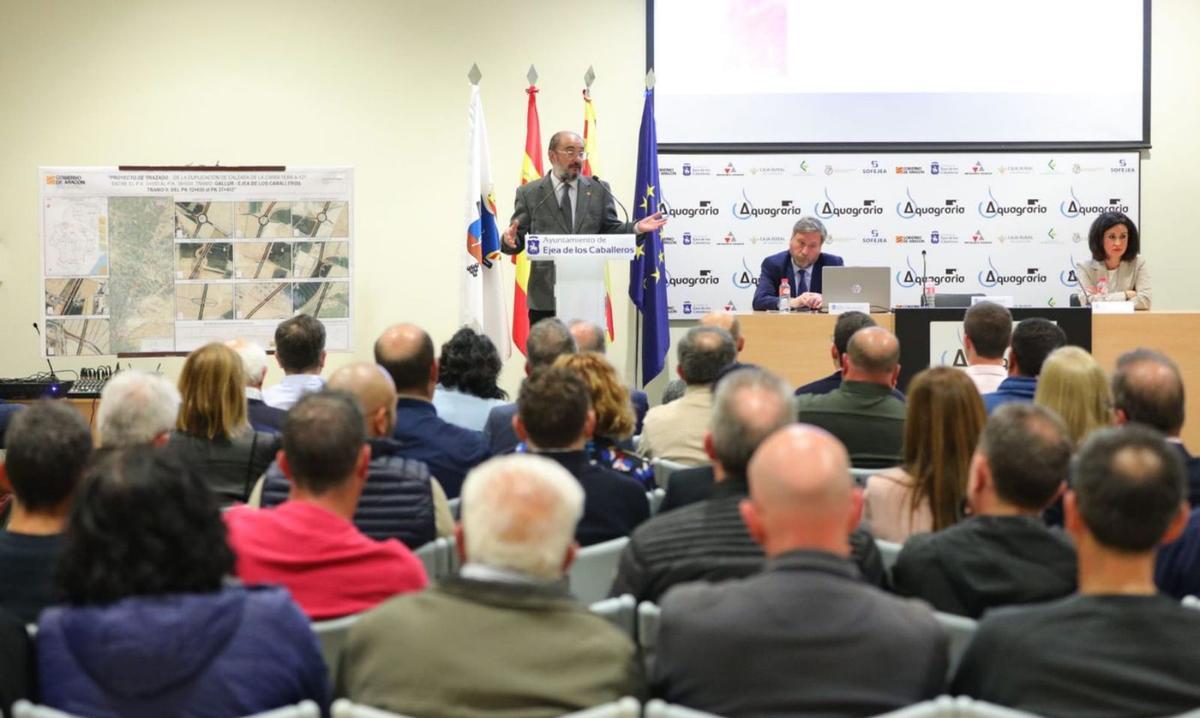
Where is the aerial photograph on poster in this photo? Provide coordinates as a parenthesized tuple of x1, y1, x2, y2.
(236, 201, 292, 239)
(235, 242, 293, 280)
(176, 242, 234, 280)
(295, 281, 349, 318)
(175, 283, 235, 321)
(236, 282, 294, 320)
(45, 278, 109, 316)
(46, 318, 110, 356)
(291, 200, 349, 238)
(176, 201, 234, 239)
(293, 241, 349, 278)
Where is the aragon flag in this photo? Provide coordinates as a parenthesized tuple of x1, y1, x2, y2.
(580, 87, 617, 344)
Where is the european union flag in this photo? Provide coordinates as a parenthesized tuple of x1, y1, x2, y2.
(628, 88, 669, 386)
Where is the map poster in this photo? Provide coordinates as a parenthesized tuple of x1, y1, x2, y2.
(40, 167, 353, 357)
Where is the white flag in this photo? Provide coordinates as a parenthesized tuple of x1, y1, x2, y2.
(463, 83, 511, 358)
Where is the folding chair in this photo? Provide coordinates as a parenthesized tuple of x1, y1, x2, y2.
(331, 700, 416, 718)
(652, 459, 690, 489)
(643, 698, 727, 717)
(568, 536, 629, 605)
(933, 611, 977, 675)
(560, 697, 641, 717)
(240, 701, 322, 718)
(876, 539, 902, 573)
(637, 601, 662, 677)
(589, 594, 636, 639)
(312, 613, 363, 687)
(648, 488, 665, 516)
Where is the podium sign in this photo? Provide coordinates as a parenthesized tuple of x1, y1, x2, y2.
(526, 234, 636, 327)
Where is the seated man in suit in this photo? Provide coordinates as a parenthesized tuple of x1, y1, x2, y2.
(517, 367, 648, 546)
(484, 318, 576, 455)
(376, 323, 491, 498)
(336, 454, 643, 716)
(568, 319, 647, 435)
(259, 362, 453, 548)
(796, 326, 906, 469)
(982, 318, 1066, 414)
(226, 338, 287, 434)
(751, 216, 844, 311)
(793, 310, 901, 400)
(893, 404, 1077, 618)
(613, 368, 886, 601)
(653, 424, 947, 717)
(952, 425, 1200, 716)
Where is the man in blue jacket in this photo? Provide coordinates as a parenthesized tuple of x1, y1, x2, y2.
(982, 318, 1066, 414)
(751, 216, 844, 311)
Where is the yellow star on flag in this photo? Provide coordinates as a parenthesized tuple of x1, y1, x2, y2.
(634, 244, 645, 258)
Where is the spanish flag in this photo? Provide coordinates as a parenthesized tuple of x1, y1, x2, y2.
(581, 88, 616, 343)
(512, 85, 543, 355)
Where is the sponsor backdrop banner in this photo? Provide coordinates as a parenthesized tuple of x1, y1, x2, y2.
(656, 153, 1139, 319)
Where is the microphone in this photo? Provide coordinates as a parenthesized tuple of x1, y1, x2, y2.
(920, 250, 929, 308)
(589, 175, 635, 230)
(31, 322, 59, 380)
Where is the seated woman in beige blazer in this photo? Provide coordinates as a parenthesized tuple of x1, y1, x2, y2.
(1074, 211, 1151, 310)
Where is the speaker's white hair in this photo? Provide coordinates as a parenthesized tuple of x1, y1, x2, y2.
(460, 454, 584, 581)
(97, 370, 181, 447)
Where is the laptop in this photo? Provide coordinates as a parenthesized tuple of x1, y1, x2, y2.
(821, 267, 892, 311)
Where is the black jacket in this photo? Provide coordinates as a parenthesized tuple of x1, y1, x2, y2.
(538, 450, 650, 547)
(166, 430, 280, 506)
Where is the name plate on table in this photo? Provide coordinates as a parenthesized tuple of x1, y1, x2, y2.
(972, 295, 1014, 308)
(828, 302, 872, 315)
(526, 234, 636, 261)
(1090, 301, 1136, 314)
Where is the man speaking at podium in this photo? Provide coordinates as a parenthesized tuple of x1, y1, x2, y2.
(752, 216, 844, 311)
(501, 130, 667, 326)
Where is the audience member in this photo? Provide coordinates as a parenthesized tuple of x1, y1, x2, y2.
(166, 343, 280, 506)
(0, 402, 92, 623)
(569, 319, 650, 435)
(516, 368, 648, 545)
(376, 323, 490, 498)
(0, 608, 31, 714)
(0, 401, 23, 450)
(337, 454, 643, 717)
(261, 363, 453, 547)
(982, 318, 1066, 414)
(796, 326, 906, 468)
(864, 367, 985, 541)
(263, 314, 327, 410)
(1035, 346, 1114, 447)
(952, 425, 1200, 716)
(1112, 348, 1200, 504)
(95, 370, 180, 448)
(795, 311, 898, 399)
(432, 327, 508, 432)
(961, 301, 1012, 394)
(660, 379, 686, 405)
(226, 338, 286, 433)
(653, 425, 947, 716)
(38, 447, 328, 717)
(639, 326, 736, 465)
(556, 353, 654, 489)
(484, 318, 576, 454)
(612, 369, 885, 601)
(700, 311, 757, 383)
(892, 404, 1076, 617)
(225, 391, 427, 619)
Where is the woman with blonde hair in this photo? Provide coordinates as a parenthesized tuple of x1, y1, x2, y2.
(554, 352, 655, 489)
(865, 367, 986, 542)
(167, 342, 279, 506)
(1035, 346, 1113, 446)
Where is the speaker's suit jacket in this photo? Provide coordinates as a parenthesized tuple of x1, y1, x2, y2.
(503, 174, 634, 311)
(751, 250, 845, 311)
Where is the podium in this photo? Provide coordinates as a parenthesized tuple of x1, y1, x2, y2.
(527, 234, 636, 325)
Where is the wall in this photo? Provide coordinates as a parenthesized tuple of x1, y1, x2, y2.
(1, 0, 1197, 400)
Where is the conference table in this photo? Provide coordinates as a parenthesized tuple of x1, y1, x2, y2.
(738, 311, 1200, 448)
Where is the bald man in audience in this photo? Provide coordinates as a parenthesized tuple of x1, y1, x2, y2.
(653, 425, 946, 716)
(568, 319, 649, 435)
(796, 326, 906, 468)
(259, 362, 453, 547)
(337, 454, 643, 717)
(612, 369, 886, 602)
(952, 425, 1200, 716)
(375, 323, 490, 498)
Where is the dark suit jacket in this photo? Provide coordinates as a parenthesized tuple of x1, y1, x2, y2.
(659, 465, 715, 514)
(247, 398, 287, 435)
(1156, 507, 1200, 599)
(392, 398, 490, 499)
(539, 450, 649, 546)
(630, 390, 649, 436)
(502, 174, 634, 311)
(483, 402, 520, 455)
(751, 250, 844, 311)
(653, 550, 947, 717)
(1172, 442, 1200, 507)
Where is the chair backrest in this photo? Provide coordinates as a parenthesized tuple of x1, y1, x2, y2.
(1182, 595, 1200, 610)
(414, 539, 441, 579)
(637, 601, 663, 677)
(568, 536, 630, 605)
(643, 699, 727, 718)
(560, 697, 641, 718)
(331, 699, 417, 718)
(648, 488, 665, 516)
(652, 459, 689, 488)
(849, 467, 875, 488)
(869, 695, 958, 717)
(240, 700, 323, 718)
(312, 613, 363, 687)
(933, 611, 978, 675)
(448, 497, 461, 520)
(875, 539, 901, 572)
(589, 594, 637, 639)
(12, 702, 86, 718)
(951, 696, 1046, 717)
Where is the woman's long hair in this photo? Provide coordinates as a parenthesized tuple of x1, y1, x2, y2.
(177, 342, 248, 440)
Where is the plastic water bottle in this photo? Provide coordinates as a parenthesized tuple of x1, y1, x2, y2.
(778, 277, 791, 312)
(1095, 275, 1108, 302)
(923, 280, 936, 307)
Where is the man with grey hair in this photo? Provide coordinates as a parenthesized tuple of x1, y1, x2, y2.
(612, 368, 886, 601)
(337, 454, 644, 716)
(96, 370, 181, 448)
(751, 216, 845, 311)
(639, 326, 737, 465)
(569, 318, 650, 435)
(226, 338, 286, 433)
(797, 326, 906, 468)
(484, 318, 577, 455)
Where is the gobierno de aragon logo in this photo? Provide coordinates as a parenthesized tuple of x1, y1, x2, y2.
(45, 174, 86, 186)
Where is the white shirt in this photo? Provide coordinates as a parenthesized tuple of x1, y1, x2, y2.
(262, 374, 325, 410)
(964, 364, 1008, 395)
(432, 386, 506, 432)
